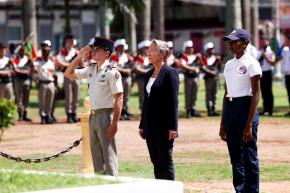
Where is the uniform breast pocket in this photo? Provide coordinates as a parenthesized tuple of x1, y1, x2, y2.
(97, 81, 107, 87)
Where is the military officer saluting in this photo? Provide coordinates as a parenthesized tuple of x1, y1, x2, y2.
(11, 45, 33, 121)
(64, 37, 123, 176)
(34, 40, 56, 124)
(110, 39, 132, 120)
(0, 43, 13, 100)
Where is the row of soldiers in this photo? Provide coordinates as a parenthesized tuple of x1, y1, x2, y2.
(0, 35, 224, 123)
(110, 39, 222, 119)
(0, 34, 82, 124)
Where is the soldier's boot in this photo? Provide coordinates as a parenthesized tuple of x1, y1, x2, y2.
(71, 113, 80, 123)
(121, 110, 130, 120)
(45, 115, 54, 124)
(22, 111, 32, 122)
(51, 114, 57, 123)
(125, 110, 133, 118)
(186, 109, 191, 118)
(41, 116, 46, 124)
(191, 109, 201, 117)
(211, 107, 220, 116)
(67, 113, 74, 123)
(18, 111, 23, 121)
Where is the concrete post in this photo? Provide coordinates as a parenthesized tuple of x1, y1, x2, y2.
(78, 96, 94, 174)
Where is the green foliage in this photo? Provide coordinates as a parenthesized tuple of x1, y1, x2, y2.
(0, 99, 16, 140)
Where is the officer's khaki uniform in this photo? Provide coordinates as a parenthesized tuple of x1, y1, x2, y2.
(133, 55, 150, 110)
(0, 56, 13, 100)
(75, 60, 123, 176)
(181, 54, 200, 111)
(34, 58, 55, 117)
(57, 48, 80, 114)
(13, 55, 32, 114)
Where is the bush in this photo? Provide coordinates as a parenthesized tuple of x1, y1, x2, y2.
(0, 99, 16, 141)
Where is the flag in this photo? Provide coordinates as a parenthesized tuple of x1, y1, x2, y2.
(23, 40, 37, 60)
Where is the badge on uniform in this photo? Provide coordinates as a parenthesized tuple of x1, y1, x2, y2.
(115, 72, 120, 79)
(238, 66, 247, 74)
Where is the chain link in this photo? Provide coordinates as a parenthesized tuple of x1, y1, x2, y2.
(0, 138, 82, 163)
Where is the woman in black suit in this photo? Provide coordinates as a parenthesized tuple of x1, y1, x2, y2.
(139, 39, 179, 180)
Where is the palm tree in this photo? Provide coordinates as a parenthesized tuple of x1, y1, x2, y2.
(242, 0, 251, 32)
(153, 0, 165, 40)
(136, 0, 151, 41)
(22, 0, 38, 49)
(105, 0, 144, 52)
(225, 0, 242, 34)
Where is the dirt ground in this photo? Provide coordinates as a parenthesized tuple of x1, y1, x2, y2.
(0, 117, 289, 193)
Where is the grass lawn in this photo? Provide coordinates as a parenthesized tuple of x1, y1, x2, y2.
(1, 78, 290, 192)
(24, 77, 290, 119)
(0, 170, 118, 193)
(0, 154, 289, 183)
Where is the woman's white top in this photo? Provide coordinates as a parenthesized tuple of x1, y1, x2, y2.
(257, 46, 275, 72)
(223, 53, 262, 98)
(146, 77, 156, 96)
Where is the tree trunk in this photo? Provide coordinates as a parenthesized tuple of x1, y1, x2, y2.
(99, 0, 110, 38)
(137, 0, 151, 41)
(251, 0, 259, 47)
(153, 0, 165, 40)
(128, 7, 137, 53)
(242, 0, 251, 32)
(226, 0, 242, 34)
(22, 0, 38, 49)
(64, 0, 71, 34)
(225, 0, 242, 60)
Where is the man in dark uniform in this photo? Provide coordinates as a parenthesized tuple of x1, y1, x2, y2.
(11, 45, 33, 121)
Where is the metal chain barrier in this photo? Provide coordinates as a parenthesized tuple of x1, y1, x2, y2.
(0, 138, 82, 163)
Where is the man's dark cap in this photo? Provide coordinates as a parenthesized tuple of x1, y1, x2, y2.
(89, 37, 114, 53)
(0, 43, 7, 49)
(223, 29, 251, 41)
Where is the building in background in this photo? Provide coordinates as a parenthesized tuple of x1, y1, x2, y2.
(0, 0, 99, 52)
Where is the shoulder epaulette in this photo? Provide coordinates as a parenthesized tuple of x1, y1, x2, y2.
(134, 56, 144, 64)
(61, 48, 68, 56)
(181, 54, 188, 62)
(110, 55, 119, 62)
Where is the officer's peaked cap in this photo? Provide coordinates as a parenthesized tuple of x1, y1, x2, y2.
(204, 42, 214, 51)
(138, 40, 151, 49)
(223, 29, 250, 41)
(90, 37, 114, 53)
(183, 40, 193, 51)
(41, 40, 52, 48)
(114, 39, 126, 48)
